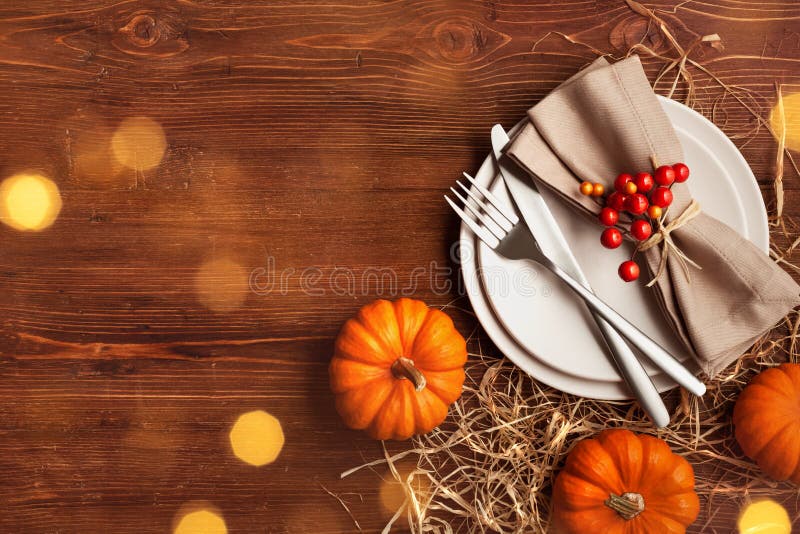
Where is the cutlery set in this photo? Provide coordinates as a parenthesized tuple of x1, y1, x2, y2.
(447, 124, 706, 427)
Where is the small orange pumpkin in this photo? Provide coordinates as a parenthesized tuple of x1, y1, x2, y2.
(552, 429, 699, 534)
(733, 363, 800, 482)
(329, 298, 467, 440)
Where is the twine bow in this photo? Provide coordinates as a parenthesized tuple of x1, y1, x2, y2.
(637, 199, 702, 287)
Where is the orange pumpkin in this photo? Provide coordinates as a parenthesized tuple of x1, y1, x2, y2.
(733, 363, 800, 482)
(329, 298, 467, 440)
(552, 429, 699, 534)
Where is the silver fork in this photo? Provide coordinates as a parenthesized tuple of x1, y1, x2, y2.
(447, 173, 706, 423)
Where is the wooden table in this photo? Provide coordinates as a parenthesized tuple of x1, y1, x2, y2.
(1, 1, 798, 532)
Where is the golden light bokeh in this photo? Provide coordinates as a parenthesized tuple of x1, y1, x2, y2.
(194, 257, 250, 312)
(770, 92, 800, 153)
(379, 478, 407, 516)
(174, 509, 227, 534)
(379, 460, 429, 518)
(111, 116, 167, 171)
(229, 410, 285, 467)
(65, 111, 124, 185)
(0, 173, 62, 231)
(738, 499, 791, 534)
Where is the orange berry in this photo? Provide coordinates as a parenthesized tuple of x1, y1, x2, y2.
(623, 181, 638, 195)
(591, 183, 605, 197)
(579, 181, 594, 196)
(614, 173, 633, 192)
(648, 205, 663, 219)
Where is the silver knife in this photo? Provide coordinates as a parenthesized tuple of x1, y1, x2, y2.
(491, 125, 705, 415)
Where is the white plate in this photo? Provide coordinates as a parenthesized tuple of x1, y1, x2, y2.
(460, 96, 769, 399)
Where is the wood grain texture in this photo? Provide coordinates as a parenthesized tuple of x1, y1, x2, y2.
(0, 1, 798, 532)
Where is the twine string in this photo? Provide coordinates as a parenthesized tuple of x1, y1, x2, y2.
(637, 199, 702, 287)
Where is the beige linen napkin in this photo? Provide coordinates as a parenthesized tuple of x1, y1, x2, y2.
(505, 55, 800, 377)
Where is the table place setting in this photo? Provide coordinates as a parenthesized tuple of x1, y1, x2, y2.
(449, 54, 799, 416)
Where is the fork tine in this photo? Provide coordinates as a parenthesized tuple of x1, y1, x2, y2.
(445, 196, 500, 249)
(456, 180, 514, 232)
(449, 187, 505, 240)
(461, 172, 520, 225)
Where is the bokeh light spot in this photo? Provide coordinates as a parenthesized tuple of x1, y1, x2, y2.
(111, 116, 167, 171)
(738, 499, 791, 534)
(194, 257, 249, 312)
(174, 509, 227, 534)
(64, 111, 124, 186)
(229, 410, 284, 466)
(0, 173, 62, 231)
(379, 460, 429, 517)
(770, 92, 800, 153)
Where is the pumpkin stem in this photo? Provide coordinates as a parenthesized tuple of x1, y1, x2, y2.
(391, 357, 427, 392)
(605, 492, 645, 520)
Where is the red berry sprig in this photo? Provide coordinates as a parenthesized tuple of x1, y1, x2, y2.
(600, 228, 623, 249)
(618, 260, 640, 282)
(634, 172, 654, 193)
(580, 162, 691, 282)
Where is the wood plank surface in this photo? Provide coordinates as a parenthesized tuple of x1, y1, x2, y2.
(0, 1, 798, 532)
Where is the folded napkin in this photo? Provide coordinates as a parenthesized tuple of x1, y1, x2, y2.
(505, 55, 800, 377)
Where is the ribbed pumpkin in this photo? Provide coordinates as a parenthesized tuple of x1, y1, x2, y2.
(329, 298, 467, 440)
(733, 363, 800, 482)
(552, 429, 699, 534)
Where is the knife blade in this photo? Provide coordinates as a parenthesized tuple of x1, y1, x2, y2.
(490, 125, 587, 282)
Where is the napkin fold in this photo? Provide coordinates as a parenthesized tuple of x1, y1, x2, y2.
(505, 55, 800, 377)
